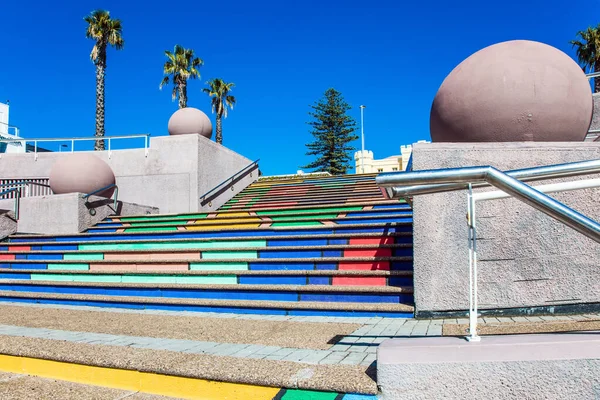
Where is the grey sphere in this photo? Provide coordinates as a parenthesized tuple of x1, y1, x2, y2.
(167, 107, 213, 138)
(430, 40, 593, 142)
(49, 154, 116, 198)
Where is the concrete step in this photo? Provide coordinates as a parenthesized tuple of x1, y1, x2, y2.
(88, 213, 413, 233)
(4, 231, 411, 249)
(0, 269, 413, 287)
(377, 332, 600, 399)
(0, 243, 412, 260)
(0, 290, 415, 317)
(8, 222, 413, 243)
(100, 206, 412, 227)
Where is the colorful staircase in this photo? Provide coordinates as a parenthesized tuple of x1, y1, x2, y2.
(0, 173, 415, 317)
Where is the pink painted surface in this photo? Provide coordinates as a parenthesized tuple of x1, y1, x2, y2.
(338, 261, 390, 271)
(430, 40, 593, 142)
(136, 263, 188, 272)
(0, 254, 15, 260)
(344, 248, 392, 258)
(349, 237, 394, 245)
(8, 246, 30, 251)
(332, 276, 386, 286)
(89, 264, 136, 271)
(103, 252, 200, 261)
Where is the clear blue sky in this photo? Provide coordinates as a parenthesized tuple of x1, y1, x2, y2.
(1, 0, 598, 175)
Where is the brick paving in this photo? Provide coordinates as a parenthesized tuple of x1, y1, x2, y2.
(0, 302, 597, 369)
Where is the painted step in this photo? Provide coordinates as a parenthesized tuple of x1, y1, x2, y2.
(89, 214, 413, 233)
(0, 281, 414, 304)
(220, 200, 405, 213)
(0, 269, 413, 287)
(106, 200, 407, 223)
(222, 196, 389, 210)
(2, 233, 412, 252)
(0, 290, 414, 317)
(102, 205, 412, 226)
(8, 222, 413, 242)
(0, 256, 414, 272)
(0, 243, 413, 261)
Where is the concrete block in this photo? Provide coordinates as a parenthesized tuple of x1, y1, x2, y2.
(14, 193, 158, 235)
(377, 332, 600, 400)
(412, 142, 600, 315)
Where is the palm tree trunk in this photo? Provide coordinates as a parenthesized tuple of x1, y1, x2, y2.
(595, 60, 600, 93)
(94, 60, 106, 151)
(179, 80, 187, 109)
(216, 115, 223, 144)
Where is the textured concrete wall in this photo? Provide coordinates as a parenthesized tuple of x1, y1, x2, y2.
(0, 135, 256, 214)
(411, 142, 600, 315)
(14, 194, 158, 235)
(377, 334, 600, 400)
(0, 210, 17, 239)
(591, 94, 600, 133)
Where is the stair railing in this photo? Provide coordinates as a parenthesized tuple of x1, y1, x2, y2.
(0, 180, 53, 219)
(199, 159, 260, 207)
(375, 160, 600, 342)
(82, 184, 119, 215)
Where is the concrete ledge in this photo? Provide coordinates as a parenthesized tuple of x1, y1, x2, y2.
(7, 194, 158, 235)
(377, 332, 600, 399)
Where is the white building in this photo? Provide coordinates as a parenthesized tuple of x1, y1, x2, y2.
(354, 140, 429, 174)
(0, 102, 27, 153)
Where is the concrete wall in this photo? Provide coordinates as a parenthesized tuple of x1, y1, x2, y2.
(411, 142, 600, 316)
(0, 210, 17, 239)
(5, 194, 158, 235)
(0, 135, 257, 215)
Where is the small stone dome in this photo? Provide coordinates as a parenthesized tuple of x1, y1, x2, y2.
(430, 40, 593, 142)
(49, 153, 116, 198)
(167, 107, 213, 138)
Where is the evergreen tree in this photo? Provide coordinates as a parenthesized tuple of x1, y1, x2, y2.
(302, 88, 358, 175)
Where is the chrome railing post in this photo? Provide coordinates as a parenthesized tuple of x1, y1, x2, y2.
(108, 137, 112, 159)
(144, 135, 149, 157)
(71, 139, 75, 152)
(466, 184, 480, 342)
(34, 140, 38, 161)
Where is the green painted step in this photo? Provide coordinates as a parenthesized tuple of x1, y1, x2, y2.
(271, 221, 323, 227)
(117, 214, 208, 222)
(256, 206, 363, 216)
(123, 227, 178, 233)
(29, 274, 237, 284)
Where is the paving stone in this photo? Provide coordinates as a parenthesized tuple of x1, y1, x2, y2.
(426, 325, 443, 336)
(525, 317, 545, 322)
(318, 351, 348, 364)
(209, 343, 249, 356)
(495, 317, 514, 323)
(347, 345, 368, 353)
(329, 344, 351, 352)
(511, 317, 530, 323)
(299, 351, 332, 364)
(281, 349, 317, 362)
(339, 352, 367, 365)
(360, 353, 377, 366)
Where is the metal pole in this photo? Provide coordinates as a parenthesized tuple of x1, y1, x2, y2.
(360, 105, 366, 174)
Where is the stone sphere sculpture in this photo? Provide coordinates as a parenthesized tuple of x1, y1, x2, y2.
(430, 40, 593, 142)
(167, 107, 213, 138)
(49, 154, 116, 198)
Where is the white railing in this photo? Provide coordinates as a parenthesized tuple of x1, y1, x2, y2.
(0, 134, 151, 160)
(0, 178, 51, 199)
(466, 178, 600, 341)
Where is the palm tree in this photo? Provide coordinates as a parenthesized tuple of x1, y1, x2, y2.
(160, 45, 203, 109)
(203, 79, 236, 144)
(571, 25, 600, 93)
(84, 10, 124, 151)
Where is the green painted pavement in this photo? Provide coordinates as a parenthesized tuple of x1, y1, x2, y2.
(126, 221, 185, 227)
(64, 254, 104, 261)
(123, 227, 178, 233)
(279, 389, 339, 400)
(202, 251, 258, 260)
(30, 274, 237, 284)
(256, 206, 362, 216)
(47, 264, 90, 271)
(79, 240, 266, 252)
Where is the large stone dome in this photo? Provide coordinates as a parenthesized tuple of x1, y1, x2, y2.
(49, 153, 116, 198)
(167, 107, 213, 138)
(430, 40, 593, 142)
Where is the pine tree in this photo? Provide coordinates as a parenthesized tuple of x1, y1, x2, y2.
(302, 88, 358, 175)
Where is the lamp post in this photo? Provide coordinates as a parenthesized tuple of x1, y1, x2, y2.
(360, 105, 366, 173)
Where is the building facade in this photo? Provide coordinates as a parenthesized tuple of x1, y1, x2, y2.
(354, 140, 429, 174)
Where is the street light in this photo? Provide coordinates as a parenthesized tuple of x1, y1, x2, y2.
(360, 105, 366, 173)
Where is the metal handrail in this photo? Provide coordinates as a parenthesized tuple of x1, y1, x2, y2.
(199, 159, 260, 207)
(376, 161, 600, 342)
(0, 180, 51, 189)
(82, 184, 119, 212)
(377, 159, 600, 199)
(0, 134, 151, 160)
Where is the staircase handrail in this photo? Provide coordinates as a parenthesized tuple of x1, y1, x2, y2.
(199, 159, 260, 207)
(82, 184, 119, 214)
(377, 159, 600, 199)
